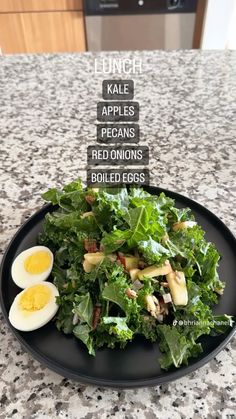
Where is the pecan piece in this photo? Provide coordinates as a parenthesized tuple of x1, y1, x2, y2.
(125, 288, 137, 299)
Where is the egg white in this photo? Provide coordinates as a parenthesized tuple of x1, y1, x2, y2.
(11, 246, 54, 289)
(8, 282, 59, 332)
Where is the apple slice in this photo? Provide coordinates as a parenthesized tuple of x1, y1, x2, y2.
(129, 268, 141, 281)
(83, 259, 94, 273)
(138, 261, 172, 280)
(84, 252, 116, 265)
(84, 252, 105, 265)
(124, 256, 139, 271)
(166, 271, 188, 306)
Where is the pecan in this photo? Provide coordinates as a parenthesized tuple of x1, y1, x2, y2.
(125, 288, 137, 299)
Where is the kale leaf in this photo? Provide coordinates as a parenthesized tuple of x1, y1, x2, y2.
(138, 236, 170, 264)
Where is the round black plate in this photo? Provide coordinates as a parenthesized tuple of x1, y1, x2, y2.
(1, 186, 236, 388)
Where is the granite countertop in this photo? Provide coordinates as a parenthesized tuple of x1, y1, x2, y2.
(0, 50, 236, 419)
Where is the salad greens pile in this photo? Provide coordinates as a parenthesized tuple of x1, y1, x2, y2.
(39, 178, 233, 370)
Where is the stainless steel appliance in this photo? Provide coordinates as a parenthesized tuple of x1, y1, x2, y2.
(84, 0, 198, 51)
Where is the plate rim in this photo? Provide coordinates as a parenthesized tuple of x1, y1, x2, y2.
(1, 186, 236, 388)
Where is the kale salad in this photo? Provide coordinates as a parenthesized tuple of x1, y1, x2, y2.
(38, 179, 233, 370)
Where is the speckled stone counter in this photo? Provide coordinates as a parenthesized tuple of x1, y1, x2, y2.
(0, 51, 236, 419)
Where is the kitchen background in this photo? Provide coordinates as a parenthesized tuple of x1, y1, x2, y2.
(0, 0, 236, 54)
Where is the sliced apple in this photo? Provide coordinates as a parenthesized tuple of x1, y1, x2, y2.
(124, 256, 139, 271)
(166, 271, 188, 306)
(83, 259, 94, 273)
(129, 268, 141, 281)
(84, 252, 105, 265)
(138, 261, 172, 280)
(84, 252, 116, 265)
(172, 221, 197, 231)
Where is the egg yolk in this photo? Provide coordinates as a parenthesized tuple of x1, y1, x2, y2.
(19, 284, 51, 311)
(24, 251, 51, 274)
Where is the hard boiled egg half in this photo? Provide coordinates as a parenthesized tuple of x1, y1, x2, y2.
(9, 282, 59, 331)
(11, 246, 53, 289)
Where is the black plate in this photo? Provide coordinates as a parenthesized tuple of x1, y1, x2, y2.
(1, 186, 236, 388)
